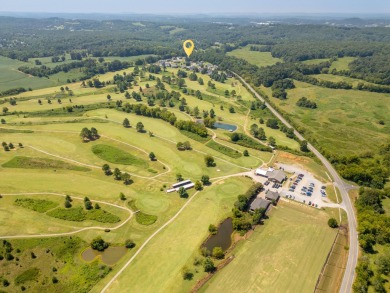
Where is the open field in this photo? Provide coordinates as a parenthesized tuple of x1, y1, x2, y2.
(268, 81, 390, 155)
(227, 45, 282, 67)
(329, 57, 356, 71)
(96, 176, 253, 293)
(201, 201, 338, 293)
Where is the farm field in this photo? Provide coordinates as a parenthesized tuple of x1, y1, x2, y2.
(227, 45, 282, 67)
(267, 80, 390, 155)
(201, 201, 338, 293)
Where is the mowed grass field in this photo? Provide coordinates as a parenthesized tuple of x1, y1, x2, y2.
(227, 45, 282, 67)
(202, 201, 338, 293)
(95, 176, 253, 293)
(269, 80, 390, 155)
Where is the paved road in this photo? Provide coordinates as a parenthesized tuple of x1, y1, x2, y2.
(234, 73, 358, 293)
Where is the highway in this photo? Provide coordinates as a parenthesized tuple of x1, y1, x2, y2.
(234, 73, 358, 293)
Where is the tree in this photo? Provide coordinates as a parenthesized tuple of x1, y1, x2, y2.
(208, 224, 217, 235)
(178, 187, 188, 198)
(84, 200, 93, 210)
(229, 106, 235, 113)
(266, 119, 279, 129)
(212, 247, 224, 259)
(243, 150, 249, 156)
(65, 195, 72, 202)
(90, 237, 109, 251)
(201, 175, 210, 185)
(210, 109, 215, 118)
(205, 155, 216, 167)
(113, 168, 122, 180)
(123, 118, 130, 128)
(149, 152, 156, 161)
(268, 136, 276, 147)
(183, 141, 191, 150)
(122, 173, 131, 185)
(52, 276, 59, 284)
(64, 199, 72, 208)
(203, 258, 215, 272)
(107, 94, 111, 101)
(182, 266, 193, 280)
(195, 181, 203, 191)
(94, 203, 100, 209)
(119, 192, 126, 201)
(328, 218, 338, 228)
(80, 127, 92, 141)
(136, 122, 144, 132)
(193, 106, 200, 118)
(90, 127, 99, 139)
(300, 140, 309, 152)
(102, 164, 111, 175)
(176, 173, 183, 182)
(125, 239, 136, 249)
(2, 107, 9, 114)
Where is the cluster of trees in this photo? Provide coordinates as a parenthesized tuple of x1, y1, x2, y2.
(0, 87, 27, 97)
(229, 132, 273, 152)
(79, 127, 99, 142)
(348, 54, 390, 85)
(122, 103, 177, 125)
(232, 183, 266, 233)
(102, 164, 132, 185)
(90, 237, 109, 251)
(271, 78, 295, 100)
(296, 97, 317, 109)
(250, 124, 266, 140)
(353, 187, 390, 292)
(210, 70, 227, 83)
(18, 59, 131, 81)
(1, 141, 16, 151)
(176, 141, 192, 151)
(175, 120, 208, 138)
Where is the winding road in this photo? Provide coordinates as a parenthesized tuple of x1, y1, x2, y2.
(234, 73, 358, 293)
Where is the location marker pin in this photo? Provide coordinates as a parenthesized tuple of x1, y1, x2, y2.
(183, 40, 195, 57)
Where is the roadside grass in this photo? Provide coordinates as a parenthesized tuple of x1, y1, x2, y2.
(201, 201, 338, 293)
(14, 198, 58, 213)
(135, 212, 158, 226)
(273, 151, 329, 182)
(206, 140, 242, 158)
(0, 236, 111, 293)
(2, 156, 91, 172)
(227, 45, 282, 67)
(91, 144, 148, 167)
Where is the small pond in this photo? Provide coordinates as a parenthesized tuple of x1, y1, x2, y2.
(203, 218, 233, 252)
(81, 246, 127, 266)
(213, 122, 237, 132)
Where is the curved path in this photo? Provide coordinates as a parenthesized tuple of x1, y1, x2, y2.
(234, 72, 358, 293)
(0, 192, 134, 239)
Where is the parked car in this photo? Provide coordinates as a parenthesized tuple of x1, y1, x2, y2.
(321, 186, 326, 190)
(264, 181, 270, 186)
(308, 201, 312, 205)
(306, 192, 312, 196)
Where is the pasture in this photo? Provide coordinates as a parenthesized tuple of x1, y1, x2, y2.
(202, 201, 338, 293)
(227, 45, 282, 67)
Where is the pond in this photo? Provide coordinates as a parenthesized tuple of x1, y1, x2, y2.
(213, 122, 237, 132)
(81, 246, 127, 266)
(203, 218, 233, 252)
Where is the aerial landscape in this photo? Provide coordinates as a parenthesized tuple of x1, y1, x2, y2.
(0, 1, 389, 292)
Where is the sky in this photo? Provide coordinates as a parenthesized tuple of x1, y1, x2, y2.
(0, 0, 389, 14)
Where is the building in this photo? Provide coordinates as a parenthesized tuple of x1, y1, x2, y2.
(266, 169, 287, 184)
(167, 179, 194, 193)
(255, 167, 274, 177)
(249, 198, 271, 212)
(265, 190, 280, 202)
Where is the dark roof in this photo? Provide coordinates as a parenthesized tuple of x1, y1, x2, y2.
(266, 169, 286, 182)
(250, 198, 271, 211)
(265, 190, 280, 201)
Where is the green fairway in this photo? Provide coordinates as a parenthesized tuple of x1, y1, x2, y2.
(227, 45, 282, 67)
(202, 201, 338, 293)
(97, 176, 253, 293)
(91, 144, 148, 167)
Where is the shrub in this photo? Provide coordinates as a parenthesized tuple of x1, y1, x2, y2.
(212, 247, 224, 259)
(203, 258, 215, 272)
(328, 218, 338, 228)
(125, 239, 136, 249)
